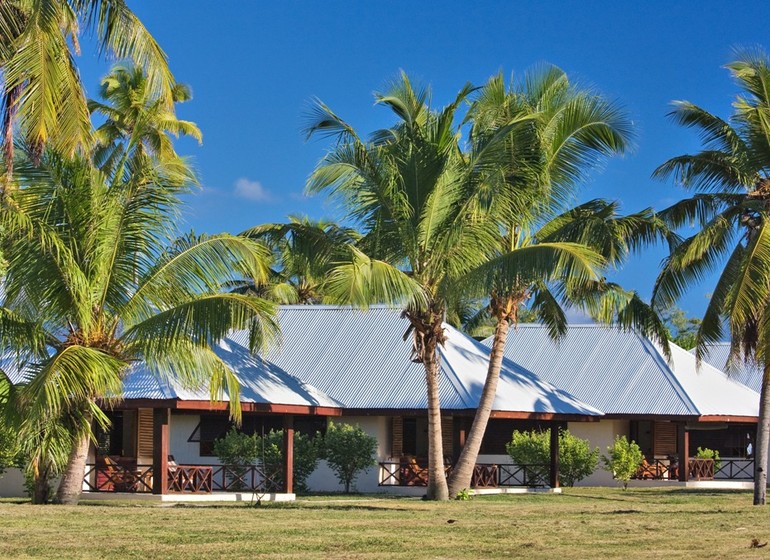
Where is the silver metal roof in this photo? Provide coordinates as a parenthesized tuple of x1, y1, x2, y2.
(482, 325, 759, 418)
(121, 338, 343, 408)
(225, 305, 600, 416)
(692, 343, 763, 393)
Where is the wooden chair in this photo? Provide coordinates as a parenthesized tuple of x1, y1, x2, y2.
(102, 456, 138, 492)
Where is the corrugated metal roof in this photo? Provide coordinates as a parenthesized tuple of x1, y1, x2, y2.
(482, 324, 759, 417)
(692, 343, 763, 393)
(122, 338, 344, 408)
(227, 305, 601, 415)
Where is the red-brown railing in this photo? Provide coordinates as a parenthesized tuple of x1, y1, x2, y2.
(168, 465, 213, 493)
(84, 463, 282, 493)
(378, 462, 549, 488)
(83, 463, 153, 493)
(632, 458, 676, 480)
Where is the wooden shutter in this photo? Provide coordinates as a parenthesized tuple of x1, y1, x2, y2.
(442, 416, 453, 458)
(653, 422, 677, 456)
(137, 408, 154, 460)
(391, 417, 403, 458)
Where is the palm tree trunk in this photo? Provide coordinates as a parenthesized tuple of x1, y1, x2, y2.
(55, 426, 91, 506)
(448, 317, 509, 496)
(754, 360, 770, 505)
(424, 339, 449, 501)
(31, 461, 53, 504)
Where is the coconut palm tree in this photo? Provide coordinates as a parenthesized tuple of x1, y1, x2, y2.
(239, 216, 360, 304)
(0, 148, 277, 505)
(305, 73, 604, 500)
(448, 200, 671, 495)
(0, 0, 174, 176)
(446, 69, 670, 495)
(652, 49, 770, 505)
(88, 62, 202, 176)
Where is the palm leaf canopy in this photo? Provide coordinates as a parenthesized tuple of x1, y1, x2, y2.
(0, 0, 175, 160)
(239, 215, 360, 304)
(305, 73, 511, 305)
(0, 150, 276, 423)
(653, 49, 770, 366)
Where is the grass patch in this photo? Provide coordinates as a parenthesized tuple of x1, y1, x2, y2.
(1, 488, 769, 559)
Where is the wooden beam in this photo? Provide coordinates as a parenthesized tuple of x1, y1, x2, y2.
(677, 421, 689, 482)
(152, 408, 170, 495)
(283, 416, 294, 494)
(108, 399, 343, 417)
(549, 423, 560, 489)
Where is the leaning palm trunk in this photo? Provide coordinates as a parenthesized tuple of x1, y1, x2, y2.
(755, 361, 770, 505)
(423, 341, 449, 501)
(448, 318, 509, 496)
(55, 421, 92, 505)
(31, 460, 54, 504)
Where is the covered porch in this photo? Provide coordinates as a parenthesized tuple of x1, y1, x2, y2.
(83, 400, 340, 499)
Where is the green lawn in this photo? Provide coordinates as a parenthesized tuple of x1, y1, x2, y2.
(1, 488, 769, 559)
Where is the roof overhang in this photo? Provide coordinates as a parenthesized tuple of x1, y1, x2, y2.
(105, 398, 343, 417)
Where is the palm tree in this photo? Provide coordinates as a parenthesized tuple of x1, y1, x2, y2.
(652, 49, 770, 505)
(0, 0, 175, 176)
(239, 216, 360, 304)
(445, 69, 673, 495)
(305, 73, 603, 500)
(88, 62, 202, 175)
(0, 148, 277, 505)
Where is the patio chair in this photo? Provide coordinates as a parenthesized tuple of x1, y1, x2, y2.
(102, 456, 138, 492)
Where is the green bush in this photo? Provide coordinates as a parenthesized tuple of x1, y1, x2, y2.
(255, 430, 321, 494)
(321, 422, 377, 493)
(601, 435, 643, 490)
(0, 420, 20, 476)
(213, 428, 259, 490)
(505, 428, 598, 487)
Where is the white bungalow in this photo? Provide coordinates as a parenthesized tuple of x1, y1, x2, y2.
(485, 325, 760, 485)
(0, 306, 761, 499)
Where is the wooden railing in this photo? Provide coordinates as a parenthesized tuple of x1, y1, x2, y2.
(498, 464, 549, 487)
(688, 458, 714, 480)
(378, 462, 549, 488)
(208, 464, 282, 493)
(85, 463, 283, 493)
(168, 465, 213, 493)
(630, 458, 754, 481)
(83, 463, 153, 493)
(632, 458, 676, 480)
(714, 459, 754, 480)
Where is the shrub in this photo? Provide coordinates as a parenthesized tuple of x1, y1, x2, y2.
(321, 422, 377, 493)
(505, 428, 599, 487)
(255, 430, 321, 494)
(0, 421, 20, 476)
(213, 428, 259, 490)
(601, 435, 643, 490)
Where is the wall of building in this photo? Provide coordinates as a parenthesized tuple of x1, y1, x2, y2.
(170, 413, 207, 464)
(0, 468, 26, 498)
(568, 419, 629, 486)
(306, 416, 389, 493)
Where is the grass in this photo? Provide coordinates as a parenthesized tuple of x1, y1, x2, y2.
(1, 488, 770, 559)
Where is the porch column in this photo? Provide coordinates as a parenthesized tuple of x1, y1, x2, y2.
(549, 423, 560, 489)
(677, 422, 689, 482)
(152, 408, 170, 495)
(283, 415, 294, 494)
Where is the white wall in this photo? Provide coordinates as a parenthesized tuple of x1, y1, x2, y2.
(306, 416, 389, 493)
(0, 467, 26, 498)
(568, 419, 629, 486)
(170, 413, 213, 464)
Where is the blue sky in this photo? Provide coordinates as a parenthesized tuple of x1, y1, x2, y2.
(75, 1, 770, 317)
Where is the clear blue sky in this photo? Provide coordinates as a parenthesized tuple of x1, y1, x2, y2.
(75, 1, 770, 317)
